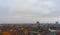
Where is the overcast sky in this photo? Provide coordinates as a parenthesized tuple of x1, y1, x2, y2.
(0, 0, 60, 23)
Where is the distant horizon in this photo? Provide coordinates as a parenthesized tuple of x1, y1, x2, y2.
(0, 21, 60, 24)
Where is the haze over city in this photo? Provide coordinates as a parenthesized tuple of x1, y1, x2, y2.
(0, 0, 60, 23)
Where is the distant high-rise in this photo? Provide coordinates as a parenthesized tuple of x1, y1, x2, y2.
(56, 21, 58, 24)
(36, 21, 40, 23)
(36, 21, 40, 26)
(36, 21, 40, 29)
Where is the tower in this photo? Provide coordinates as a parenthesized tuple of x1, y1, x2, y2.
(36, 21, 44, 33)
(36, 21, 40, 26)
(56, 21, 58, 24)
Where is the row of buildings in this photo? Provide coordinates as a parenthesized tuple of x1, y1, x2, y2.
(0, 21, 60, 35)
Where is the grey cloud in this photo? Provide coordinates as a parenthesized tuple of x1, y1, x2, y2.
(0, 0, 60, 23)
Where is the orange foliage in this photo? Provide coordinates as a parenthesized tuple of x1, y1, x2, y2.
(23, 29, 29, 34)
(2, 32, 10, 35)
